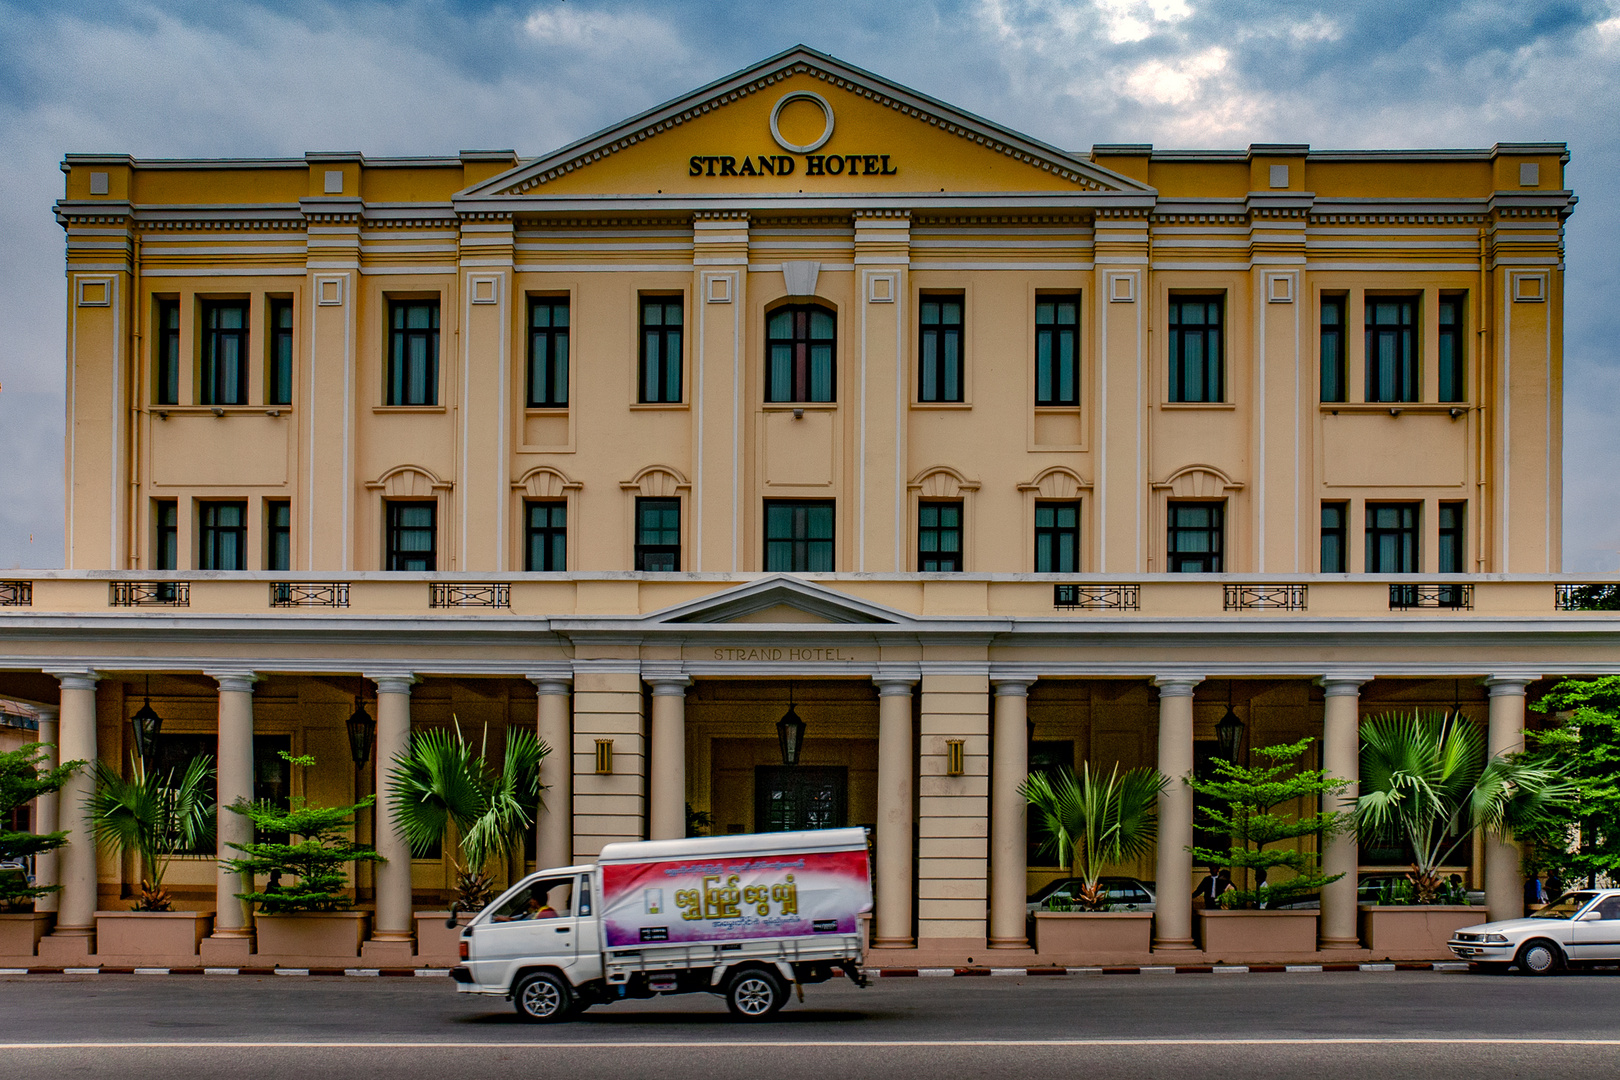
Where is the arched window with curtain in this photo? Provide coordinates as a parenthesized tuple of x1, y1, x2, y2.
(766, 304, 836, 403)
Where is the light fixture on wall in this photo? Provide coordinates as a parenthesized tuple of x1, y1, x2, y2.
(1215, 681, 1244, 763)
(945, 739, 966, 777)
(777, 681, 807, 766)
(346, 696, 375, 768)
(130, 674, 163, 772)
(595, 739, 615, 775)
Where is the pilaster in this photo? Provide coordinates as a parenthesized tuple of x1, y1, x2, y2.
(854, 210, 910, 571)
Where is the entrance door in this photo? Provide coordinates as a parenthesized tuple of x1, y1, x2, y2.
(755, 766, 848, 832)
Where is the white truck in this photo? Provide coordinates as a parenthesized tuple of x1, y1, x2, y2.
(450, 827, 872, 1022)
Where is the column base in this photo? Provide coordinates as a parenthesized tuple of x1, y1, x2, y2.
(37, 932, 94, 965)
(360, 937, 416, 965)
(1317, 936, 1362, 951)
(199, 936, 253, 964)
(1151, 937, 1199, 951)
(870, 936, 916, 949)
(987, 936, 1030, 950)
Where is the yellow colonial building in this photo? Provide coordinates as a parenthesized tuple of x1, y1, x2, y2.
(5, 46, 1609, 968)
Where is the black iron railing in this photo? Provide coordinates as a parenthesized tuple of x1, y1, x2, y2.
(0, 581, 32, 607)
(269, 582, 350, 608)
(430, 583, 511, 609)
(1224, 584, 1308, 611)
(1388, 583, 1472, 611)
(1555, 583, 1620, 611)
(1053, 583, 1140, 611)
(109, 581, 189, 607)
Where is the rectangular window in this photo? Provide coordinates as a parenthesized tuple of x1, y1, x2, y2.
(268, 299, 293, 406)
(155, 299, 180, 406)
(1034, 501, 1081, 573)
(1035, 294, 1080, 406)
(525, 500, 567, 572)
(527, 298, 569, 407)
(766, 304, 836, 403)
(634, 497, 681, 571)
(1167, 501, 1224, 573)
(386, 502, 437, 571)
(154, 500, 178, 570)
(1438, 295, 1465, 402)
(1320, 295, 1346, 403)
(200, 300, 249, 406)
(387, 300, 440, 406)
(1168, 296, 1224, 403)
(1438, 502, 1466, 573)
(918, 295, 963, 403)
(1365, 502, 1419, 573)
(639, 297, 683, 404)
(1365, 297, 1418, 403)
(918, 501, 963, 572)
(198, 500, 247, 571)
(764, 500, 835, 572)
(266, 500, 290, 571)
(1321, 501, 1348, 573)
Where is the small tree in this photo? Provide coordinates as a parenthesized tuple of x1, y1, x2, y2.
(1523, 678, 1620, 889)
(1357, 711, 1572, 903)
(388, 722, 547, 913)
(88, 755, 214, 911)
(1187, 738, 1351, 910)
(221, 752, 384, 914)
(1020, 763, 1166, 910)
(0, 743, 85, 912)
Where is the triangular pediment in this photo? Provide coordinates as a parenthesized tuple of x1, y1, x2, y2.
(648, 576, 908, 625)
(459, 47, 1148, 201)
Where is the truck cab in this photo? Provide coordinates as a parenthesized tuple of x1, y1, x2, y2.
(458, 865, 603, 997)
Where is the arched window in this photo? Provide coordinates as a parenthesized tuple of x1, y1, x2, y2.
(766, 304, 836, 403)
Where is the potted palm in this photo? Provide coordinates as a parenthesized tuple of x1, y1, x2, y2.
(221, 751, 384, 962)
(0, 743, 83, 958)
(88, 754, 216, 960)
(1020, 762, 1165, 959)
(388, 722, 546, 963)
(1356, 711, 1572, 959)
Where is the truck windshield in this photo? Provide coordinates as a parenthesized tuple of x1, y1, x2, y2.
(489, 876, 575, 921)
(1531, 892, 1598, 920)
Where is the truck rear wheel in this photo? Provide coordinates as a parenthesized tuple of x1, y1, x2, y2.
(725, 967, 787, 1020)
(513, 971, 574, 1022)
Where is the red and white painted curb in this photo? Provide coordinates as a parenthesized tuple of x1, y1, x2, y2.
(0, 963, 1481, 977)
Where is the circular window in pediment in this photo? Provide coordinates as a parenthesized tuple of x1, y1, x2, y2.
(770, 91, 835, 154)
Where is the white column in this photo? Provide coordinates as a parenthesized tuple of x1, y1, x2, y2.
(207, 671, 259, 937)
(989, 677, 1034, 949)
(530, 676, 573, 869)
(44, 671, 99, 941)
(1485, 674, 1537, 922)
(1318, 675, 1371, 949)
(1152, 675, 1203, 951)
(646, 675, 691, 842)
(873, 676, 917, 948)
(367, 672, 418, 942)
(31, 706, 60, 914)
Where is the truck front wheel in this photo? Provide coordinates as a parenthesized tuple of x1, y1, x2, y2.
(513, 971, 575, 1022)
(726, 968, 787, 1020)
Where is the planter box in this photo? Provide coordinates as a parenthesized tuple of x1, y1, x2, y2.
(94, 911, 213, 959)
(253, 911, 370, 961)
(1197, 910, 1319, 960)
(1360, 905, 1481, 961)
(0, 911, 54, 958)
(1034, 911, 1153, 959)
(414, 911, 473, 966)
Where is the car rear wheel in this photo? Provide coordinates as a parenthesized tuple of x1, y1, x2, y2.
(1515, 939, 1564, 976)
(513, 971, 575, 1022)
(725, 967, 787, 1020)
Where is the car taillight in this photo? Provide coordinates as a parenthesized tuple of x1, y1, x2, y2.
(459, 940, 469, 960)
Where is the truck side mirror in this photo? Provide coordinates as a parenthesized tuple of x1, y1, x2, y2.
(446, 901, 460, 929)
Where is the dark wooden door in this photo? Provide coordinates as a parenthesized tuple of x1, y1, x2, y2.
(754, 766, 848, 833)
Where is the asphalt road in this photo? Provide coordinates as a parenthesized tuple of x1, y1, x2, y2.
(3, 970, 1617, 1079)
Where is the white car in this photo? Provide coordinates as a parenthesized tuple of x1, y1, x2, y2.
(1448, 889, 1620, 974)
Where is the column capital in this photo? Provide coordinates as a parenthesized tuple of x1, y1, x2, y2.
(1483, 674, 1540, 696)
(1316, 674, 1374, 697)
(991, 678, 1036, 697)
(873, 674, 918, 696)
(1152, 674, 1204, 697)
(32, 704, 59, 722)
(646, 674, 692, 696)
(45, 669, 100, 692)
(206, 670, 262, 694)
(365, 672, 419, 696)
(529, 675, 573, 696)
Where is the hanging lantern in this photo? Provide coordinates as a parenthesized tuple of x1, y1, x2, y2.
(346, 699, 376, 767)
(1215, 704, 1244, 762)
(777, 703, 807, 766)
(130, 695, 163, 771)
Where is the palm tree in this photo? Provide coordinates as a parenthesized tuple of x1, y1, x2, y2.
(88, 755, 215, 911)
(1357, 711, 1573, 903)
(389, 720, 548, 912)
(1019, 763, 1166, 910)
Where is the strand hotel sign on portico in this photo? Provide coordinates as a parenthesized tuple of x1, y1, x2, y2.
(689, 90, 899, 178)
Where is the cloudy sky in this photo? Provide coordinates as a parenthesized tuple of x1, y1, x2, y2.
(1, 0, 1616, 570)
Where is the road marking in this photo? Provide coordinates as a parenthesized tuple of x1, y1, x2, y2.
(6, 1039, 1620, 1050)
